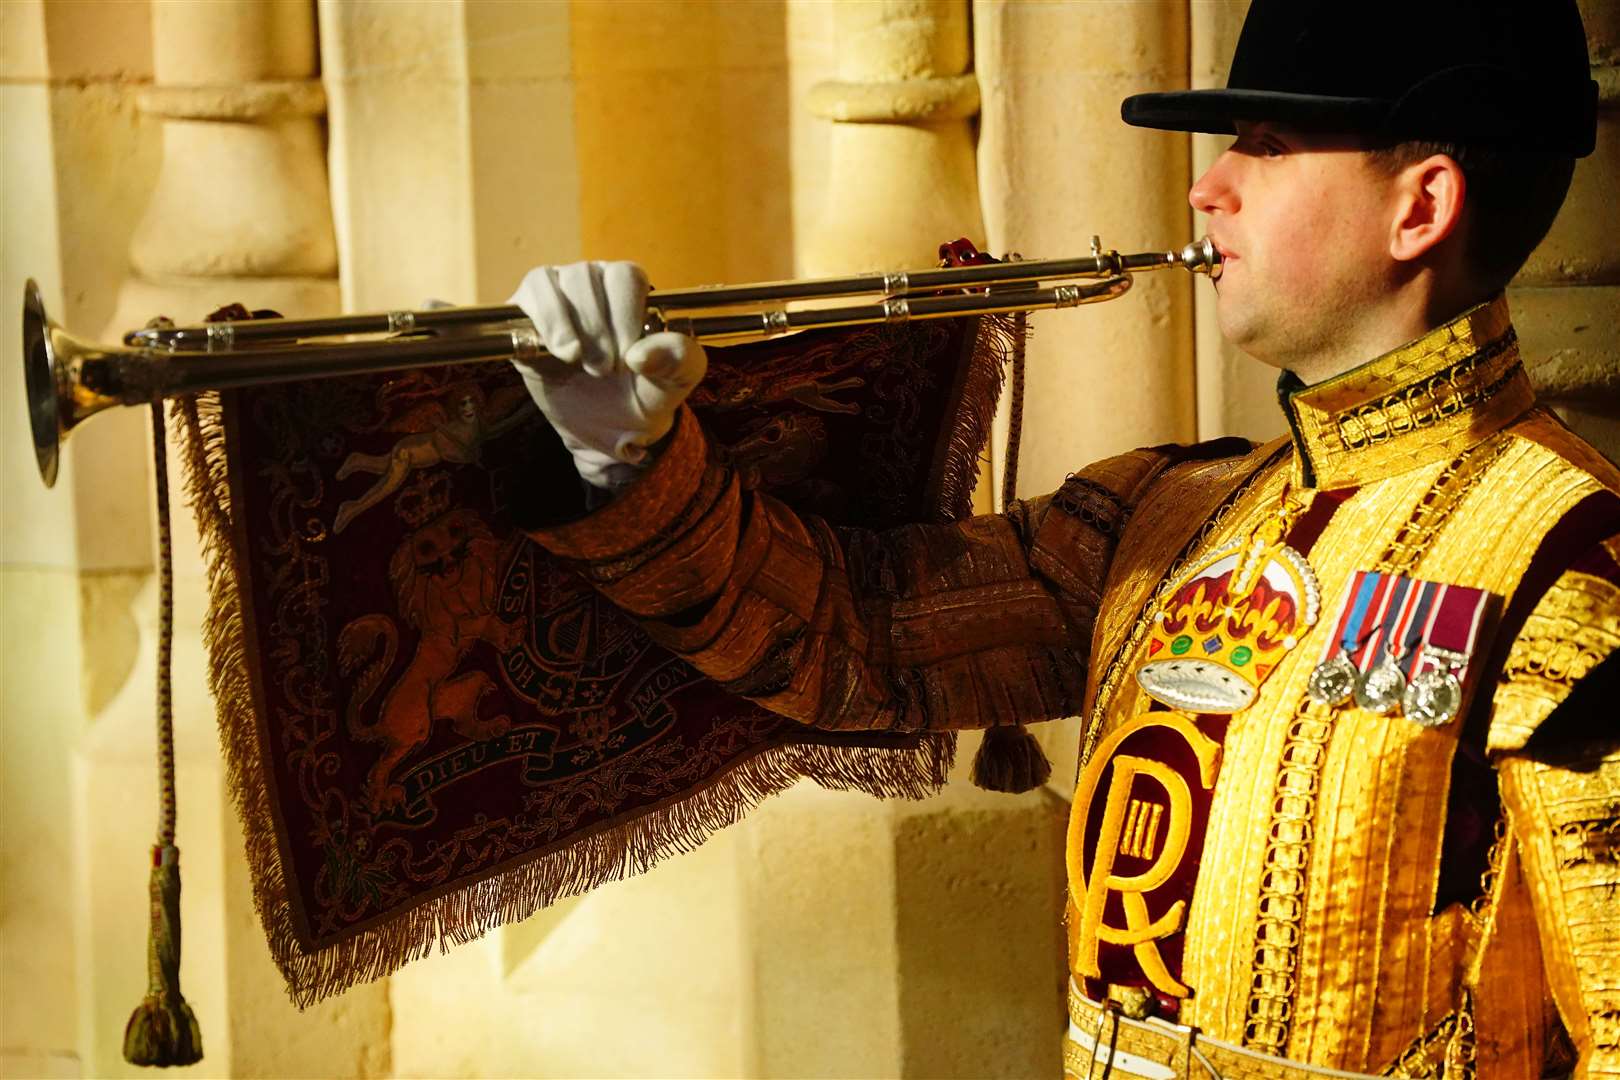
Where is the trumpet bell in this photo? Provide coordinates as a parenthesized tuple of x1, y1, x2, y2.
(23, 279, 129, 489)
(22, 279, 62, 488)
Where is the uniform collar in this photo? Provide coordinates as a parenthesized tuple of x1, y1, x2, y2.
(1276, 295, 1535, 491)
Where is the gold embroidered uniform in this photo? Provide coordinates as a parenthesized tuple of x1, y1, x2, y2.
(527, 297, 1620, 1077)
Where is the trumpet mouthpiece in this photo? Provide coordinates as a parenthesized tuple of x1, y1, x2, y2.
(1181, 237, 1222, 280)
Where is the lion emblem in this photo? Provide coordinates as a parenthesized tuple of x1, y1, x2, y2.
(338, 509, 526, 814)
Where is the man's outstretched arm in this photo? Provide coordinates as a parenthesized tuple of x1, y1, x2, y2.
(504, 257, 1181, 733)
(521, 403, 1178, 733)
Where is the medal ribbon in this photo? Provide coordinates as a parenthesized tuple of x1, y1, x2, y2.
(1410, 582, 1489, 677)
(1329, 571, 1383, 662)
(1320, 572, 1490, 679)
(1360, 575, 1412, 670)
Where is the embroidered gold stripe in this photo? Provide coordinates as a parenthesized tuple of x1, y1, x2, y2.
(1374, 438, 1513, 575)
(1243, 698, 1335, 1054)
(1242, 439, 1513, 1055)
(1335, 333, 1521, 454)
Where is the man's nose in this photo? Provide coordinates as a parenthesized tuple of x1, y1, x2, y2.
(1188, 153, 1238, 215)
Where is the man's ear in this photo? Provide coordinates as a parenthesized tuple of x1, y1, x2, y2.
(1389, 154, 1466, 263)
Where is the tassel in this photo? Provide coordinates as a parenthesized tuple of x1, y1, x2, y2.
(124, 401, 203, 1067)
(968, 308, 1051, 795)
(123, 847, 202, 1066)
(971, 725, 1052, 794)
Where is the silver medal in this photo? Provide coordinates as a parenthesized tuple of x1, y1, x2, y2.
(1402, 668, 1462, 727)
(1354, 651, 1407, 714)
(1307, 651, 1359, 705)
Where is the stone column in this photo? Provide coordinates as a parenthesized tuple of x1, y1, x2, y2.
(768, 5, 1070, 1078)
(2, 10, 158, 1073)
(326, 5, 769, 1076)
(114, 0, 338, 330)
(798, 0, 985, 275)
(974, 0, 1198, 494)
(75, 2, 389, 1076)
(1511, 1, 1620, 462)
(974, 0, 1197, 785)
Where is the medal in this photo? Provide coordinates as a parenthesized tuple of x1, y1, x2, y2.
(1137, 495, 1320, 714)
(1354, 576, 1424, 712)
(1310, 571, 1491, 724)
(1354, 650, 1407, 713)
(1403, 669, 1462, 726)
(1306, 651, 1358, 705)
(1400, 643, 1470, 726)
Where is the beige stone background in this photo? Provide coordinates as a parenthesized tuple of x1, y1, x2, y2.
(1, 1, 1613, 1077)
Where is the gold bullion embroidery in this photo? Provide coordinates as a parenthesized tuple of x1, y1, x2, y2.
(1243, 698, 1336, 1054)
(1441, 989, 1478, 1080)
(1070, 711, 1223, 998)
(1372, 438, 1514, 576)
(1518, 760, 1620, 1073)
(1334, 335, 1521, 453)
(1284, 296, 1532, 491)
(1137, 496, 1321, 714)
(1066, 985, 1405, 1080)
(1243, 438, 1515, 1056)
(1490, 571, 1620, 754)
(1378, 1008, 1461, 1080)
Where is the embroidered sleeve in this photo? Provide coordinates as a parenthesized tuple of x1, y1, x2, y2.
(1489, 536, 1620, 754)
(1492, 532, 1620, 1074)
(526, 406, 1178, 733)
(1499, 742, 1620, 1077)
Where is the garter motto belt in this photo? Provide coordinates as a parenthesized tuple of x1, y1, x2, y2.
(1065, 986, 1382, 1080)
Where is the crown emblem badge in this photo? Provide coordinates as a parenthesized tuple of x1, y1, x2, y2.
(1136, 516, 1320, 714)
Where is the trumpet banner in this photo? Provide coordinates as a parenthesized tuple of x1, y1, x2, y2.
(176, 315, 1014, 1004)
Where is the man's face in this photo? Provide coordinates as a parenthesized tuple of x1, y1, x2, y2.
(1189, 123, 1401, 373)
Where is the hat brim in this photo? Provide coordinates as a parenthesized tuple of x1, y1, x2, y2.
(1121, 89, 1389, 137)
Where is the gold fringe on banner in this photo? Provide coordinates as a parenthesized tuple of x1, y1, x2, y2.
(931, 312, 1022, 523)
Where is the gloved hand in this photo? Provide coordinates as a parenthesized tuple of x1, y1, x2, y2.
(508, 261, 706, 491)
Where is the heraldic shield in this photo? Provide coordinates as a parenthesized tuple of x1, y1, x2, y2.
(172, 309, 1018, 1005)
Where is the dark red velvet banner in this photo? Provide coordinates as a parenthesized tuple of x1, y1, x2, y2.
(187, 316, 1012, 1003)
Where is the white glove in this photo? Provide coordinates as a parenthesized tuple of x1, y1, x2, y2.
(508, 261, 706, 490)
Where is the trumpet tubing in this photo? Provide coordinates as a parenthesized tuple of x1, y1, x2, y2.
(21, 237, 1220, 488)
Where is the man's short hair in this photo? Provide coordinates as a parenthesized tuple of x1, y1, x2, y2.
(1365, 141, 1577, 294)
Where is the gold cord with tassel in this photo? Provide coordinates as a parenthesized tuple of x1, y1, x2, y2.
(970, 310, 1053, 794)
(123, 401, 203, 1067)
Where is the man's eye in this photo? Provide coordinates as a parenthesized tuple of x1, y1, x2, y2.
(1261, 141, 1286, 158)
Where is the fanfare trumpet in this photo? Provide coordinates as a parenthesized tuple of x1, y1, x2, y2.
(21, 236, 1220, 488)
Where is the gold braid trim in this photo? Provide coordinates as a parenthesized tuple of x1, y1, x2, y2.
(1334, 332, 1521, 454)
(1244, 699, 1337, 1055)
(1242, 438, 1515, 1056)
(1373, 436, 1514, 575)
(1283, 296, 1531, 491)
(1499, 747, 1620, 1076)
(1065, 986, 1401, 1080)
(1379, 1008, 1462, 1080)
(1489, 569, 1620, 755)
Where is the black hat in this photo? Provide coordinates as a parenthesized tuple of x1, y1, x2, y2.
(1121, 0, 1597, 156)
